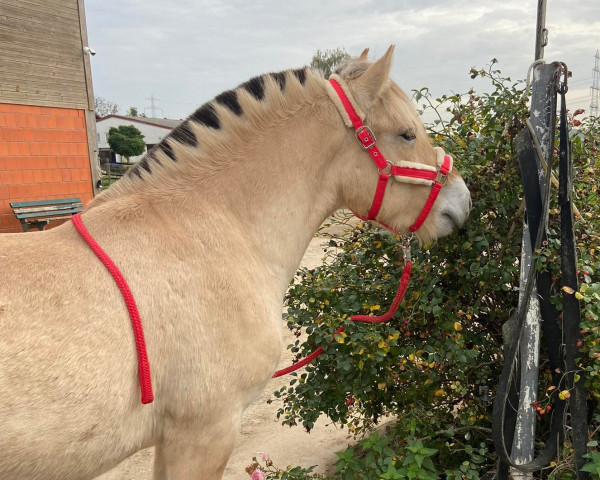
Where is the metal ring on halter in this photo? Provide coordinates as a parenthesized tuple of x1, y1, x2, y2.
(435, 170, 449, 186)
(379, 160, 393, 175)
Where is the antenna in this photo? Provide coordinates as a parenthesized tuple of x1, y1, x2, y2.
(144, 94, 164, 118)
(591, 50, 600, 117)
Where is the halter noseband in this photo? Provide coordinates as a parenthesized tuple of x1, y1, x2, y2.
(327, 76, 453, 233)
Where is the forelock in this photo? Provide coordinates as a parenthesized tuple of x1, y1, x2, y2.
(334, 59, 371, 80)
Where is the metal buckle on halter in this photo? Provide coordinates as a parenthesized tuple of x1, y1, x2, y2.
(435, 170, 449, 186)
(355, 126, 376, 150)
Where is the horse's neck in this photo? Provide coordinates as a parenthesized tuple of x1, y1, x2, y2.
(188, 117, 342, 280)
(89, 100, 343, 286)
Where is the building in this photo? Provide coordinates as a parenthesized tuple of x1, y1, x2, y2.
(0, 0, 100, 233)
(96, 115, 182, 164)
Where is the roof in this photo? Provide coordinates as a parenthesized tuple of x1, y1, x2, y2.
(96, 115, 184, 130)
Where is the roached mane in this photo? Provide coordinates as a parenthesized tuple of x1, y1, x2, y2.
(89, 66, 331, 207)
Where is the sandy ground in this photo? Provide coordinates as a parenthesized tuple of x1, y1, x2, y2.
(98, 226, 356, 480)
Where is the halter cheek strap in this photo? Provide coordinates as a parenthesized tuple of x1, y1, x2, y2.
(326, 76, 453, 232)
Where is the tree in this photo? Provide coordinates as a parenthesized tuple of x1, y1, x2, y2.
(107, 125, 145, 163)
(94, 96, 119, 117)
(310, 48, 351, 79)
(127, 107, 139, 117)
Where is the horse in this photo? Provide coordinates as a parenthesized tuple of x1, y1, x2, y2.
(0, 46, 471, 479)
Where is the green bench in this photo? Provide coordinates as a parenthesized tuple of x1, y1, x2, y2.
(10, 198, 83, 232)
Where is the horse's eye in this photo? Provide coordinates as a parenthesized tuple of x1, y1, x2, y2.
(400, 131, 416, 141)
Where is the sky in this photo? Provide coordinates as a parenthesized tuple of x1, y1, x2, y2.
(85, 0, 600, 122)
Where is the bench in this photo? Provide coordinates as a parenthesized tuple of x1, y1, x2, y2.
(10, 198, 83, 232)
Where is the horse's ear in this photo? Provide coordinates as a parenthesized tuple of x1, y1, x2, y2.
(353, 45, 395, 108)
(358, 48, 369, 60)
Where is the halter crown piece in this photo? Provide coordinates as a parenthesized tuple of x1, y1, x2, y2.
(326, 75, 453, 233)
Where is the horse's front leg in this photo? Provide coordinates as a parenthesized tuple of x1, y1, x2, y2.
(153, 411, 241, 480)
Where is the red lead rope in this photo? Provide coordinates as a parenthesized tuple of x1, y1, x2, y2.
(273, 261, 412, 377)
(72, 213, 154, 404)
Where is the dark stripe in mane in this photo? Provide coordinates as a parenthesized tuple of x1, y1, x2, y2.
(292, 68, 307, 85)
(145, 147, 162, 167)
(126, 150, 160, 179)
(132, 167, 143, 180)
(170, 121, 198, 147)
(190, 103, 221, 129)
(241, 75, 265, 101)
(215, 90, 243, 116)
(269, 72, 286, 91)
(138, 157, 153, 174)
(160, 142, 177, 162)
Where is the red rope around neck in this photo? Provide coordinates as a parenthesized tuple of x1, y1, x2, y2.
(72, 213, 154, 404)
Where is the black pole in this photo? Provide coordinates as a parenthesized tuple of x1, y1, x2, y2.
(535, 0, 548, 60)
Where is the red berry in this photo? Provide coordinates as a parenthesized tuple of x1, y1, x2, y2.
(576, 340, 583, 348)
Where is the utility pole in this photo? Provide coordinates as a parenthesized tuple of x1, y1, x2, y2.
(591, 50, 599, 118)
(534, 0, 548, 61)
(145, 94, 164, 118)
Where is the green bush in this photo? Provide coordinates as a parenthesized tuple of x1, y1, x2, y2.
(265, 63, 600, 479)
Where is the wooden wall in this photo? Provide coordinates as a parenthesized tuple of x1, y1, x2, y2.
(0, 0, 91, 110)
(0, 0, 100, 232)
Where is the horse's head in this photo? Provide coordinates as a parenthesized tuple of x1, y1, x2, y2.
(328, 46, 471, 243)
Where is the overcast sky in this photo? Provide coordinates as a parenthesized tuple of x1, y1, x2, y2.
(85, 0, 600, 121)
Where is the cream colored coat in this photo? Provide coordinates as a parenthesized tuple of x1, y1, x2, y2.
(0, 47, 471, 480)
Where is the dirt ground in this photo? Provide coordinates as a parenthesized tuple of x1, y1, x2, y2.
(98, 225, 358, 480)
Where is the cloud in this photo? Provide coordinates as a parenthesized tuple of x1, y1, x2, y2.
(86, 0, 600, 118)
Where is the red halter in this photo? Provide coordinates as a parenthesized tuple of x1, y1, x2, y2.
(328, 78, 452, 232)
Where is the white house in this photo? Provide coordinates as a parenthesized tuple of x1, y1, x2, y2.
(96, 115, 183, 163)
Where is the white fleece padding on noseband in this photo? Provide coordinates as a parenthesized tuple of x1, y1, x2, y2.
(392, 147, 453, 185)
(391, 176, 435, 186)
(325, 74, 366, 127)
(396, 161, 437, 172)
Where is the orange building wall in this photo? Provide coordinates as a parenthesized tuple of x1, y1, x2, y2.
(0, 103, 94, 233)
